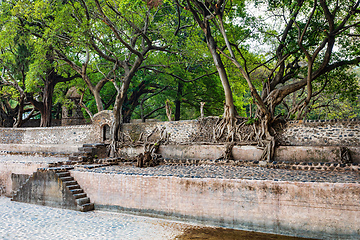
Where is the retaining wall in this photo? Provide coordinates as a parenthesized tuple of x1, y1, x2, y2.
(119, 144, 360, 163)
(279, 119, 360, 146)
(70, 170, 360, 239)
(121, 118, 360, 146)
(1, 114, 360, 162)
(0, 161, 49, 197)
(0, 125, 99, 145)
(1, 116, 360, 148)
(122, 120, 199, 143)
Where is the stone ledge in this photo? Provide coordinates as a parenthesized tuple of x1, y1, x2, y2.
(160, 159, 360, 172)
(0, 144, 82, 154)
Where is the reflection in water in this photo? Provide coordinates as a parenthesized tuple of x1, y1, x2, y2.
(175, 227, 316, 240)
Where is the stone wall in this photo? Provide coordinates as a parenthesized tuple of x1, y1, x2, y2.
(120, 118, 360, 147)
(71, 170, 360, 239)
(122, 120, 199, 143)
(119, 144, 360, 163)
(0, 161, 50, 197)
(1, 111, 360, 159)
(278, 119, 360, 146)
(0, 125, 99, 145)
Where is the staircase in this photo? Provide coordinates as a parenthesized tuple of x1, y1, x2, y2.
(12, 166, 94, 212)
(55, 169, 94, 212)
(68, 143, 107, 164)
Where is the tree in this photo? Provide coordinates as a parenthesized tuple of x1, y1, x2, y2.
(0, 3, 34, 127)
(178, 0, 238, 119)
(66, 0, 178, 156)
(6, 0, 81, 127)
(181, 0, 360, 160)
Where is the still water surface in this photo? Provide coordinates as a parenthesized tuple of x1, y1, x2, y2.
(0, 197, 313, 239)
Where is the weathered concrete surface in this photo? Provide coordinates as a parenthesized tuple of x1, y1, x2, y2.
(12, 170, 78, 210)
(0, 161, 49, 197)
(0, 125, 98, 145)
(0, 143, 82, 154)
(275, 146, 360, 163)
(71, 171, 360, 239)
(119, 144, 360, 163)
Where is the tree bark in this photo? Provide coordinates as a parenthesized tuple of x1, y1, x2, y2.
(205, 25, 237, 118)
(40, 79, 56, 127)
(175, 81, 183, 121)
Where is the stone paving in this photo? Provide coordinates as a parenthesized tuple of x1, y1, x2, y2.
(74, 164, 360, 184)
(0, 197, 189, 240)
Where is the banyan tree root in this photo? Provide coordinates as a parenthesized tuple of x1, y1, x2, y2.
(136, 140, 162, 168)
(141, 126, 169, 143)
(136, 126, 169, 168)
(340, 147, 352, 164)
(213, 105, 237, 142)
(222, 142, 235, 161)
(212, 109, 276, 162)
(255, 118, 276, 162)
(258, 137, 275, 162)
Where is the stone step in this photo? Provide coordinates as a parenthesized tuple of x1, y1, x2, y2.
(56, 172, 70, 178)
(73, 193, 87, 199)
(63, 180, 78, 186)
(70, 189, 84, 195)
(66, 184, 80, 190)
(60, 176, 74, 182)
(62, 160, 74, 165)
(78, 203, 94, 212)
(76, 197, 90, 205)
(48, 166, 74, 171)
(78, 147, 95, 154)
(68, 156, 81, 161)
(70, 152, 82, 157)
(71, 152, 92, 157)
(84, 143, 105, 147)
(69, 155, 90, 162)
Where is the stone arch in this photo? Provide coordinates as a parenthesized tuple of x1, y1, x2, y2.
(92, 110, 114, 143)
(102, 124, 111, 142)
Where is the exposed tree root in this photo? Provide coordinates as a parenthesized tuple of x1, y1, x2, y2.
(257, 137, 275, 162)
(135, 126, 169, 168)
(136, 140, 162, 167)
(222, 142, 235, 161)
(212, 109, 276, 162)
(340, 147, 352, 164)
(213, 105, 237, 142)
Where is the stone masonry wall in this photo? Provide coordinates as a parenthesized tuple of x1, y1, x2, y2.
(122, 118, 360, 147)
(122, 120, 199, 143)
(278, 119, 360, 146)
(0, 125, 99, 145)
(1, 112, 360, 147)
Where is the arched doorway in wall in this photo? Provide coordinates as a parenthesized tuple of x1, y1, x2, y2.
(102, 124, 111, 142)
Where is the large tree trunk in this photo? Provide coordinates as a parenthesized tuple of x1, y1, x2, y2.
(205, 26, 236, 118)
(92, 88, 104, 112)
(0, 103, 15, 127)
(40, 80, 55, 127)
(111, 77, 133, 143)
(174, 81, 183, 121)
(13, 96, 25, 128)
